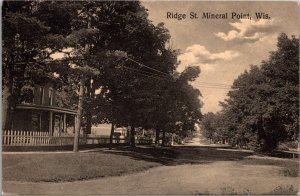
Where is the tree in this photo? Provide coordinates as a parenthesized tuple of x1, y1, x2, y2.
(2, 1, 60, 130)
(87, 2, 180, 146)
(220, 33, 299, 152)
(149, 66, 202, 145)
(3, 1, 100, 151)
(37, 1, 180, 148)
(174, 66, 203, 140)
(40, 1, 203, 148)
(3, 1, 204, 150)
(200, 112, 216, 143)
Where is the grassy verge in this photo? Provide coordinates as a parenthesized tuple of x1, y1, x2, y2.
(3, 146, 252, 183)
(3, 151, 161, 182)
(3, 146, 298, 182)
(239, 156, 299, 177)
(194, 185, 298, 195)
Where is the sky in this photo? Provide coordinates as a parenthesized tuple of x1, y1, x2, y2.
(141, 1, 299, 114)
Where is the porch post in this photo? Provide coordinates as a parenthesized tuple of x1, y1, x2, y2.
(73, 115, 76, 134)
(59, 114, 63, 136)
(63, 113, 67, 133)
(49, 111, 53, 135)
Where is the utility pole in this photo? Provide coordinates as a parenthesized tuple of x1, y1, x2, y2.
(73, 77, 85, 152)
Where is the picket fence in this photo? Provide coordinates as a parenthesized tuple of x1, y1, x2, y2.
(2, 130, 127, 146)
(3, 130, 77, 146)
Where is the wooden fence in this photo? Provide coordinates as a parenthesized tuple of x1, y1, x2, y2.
(2, 130, 128, 146)
(136, 138, 153, 145)
(3, 130, 77, 146)
(85, 134, 127, 145)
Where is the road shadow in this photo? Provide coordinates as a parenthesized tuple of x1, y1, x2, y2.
(102, 145, 254, 166)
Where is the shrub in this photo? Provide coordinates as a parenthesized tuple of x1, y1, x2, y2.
(269, 185, 297, 195)
(220, 186, 237, 195)
(277, 143, 289, 151)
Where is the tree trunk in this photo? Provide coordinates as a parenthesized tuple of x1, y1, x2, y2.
(126, 128, 130, 144)
(155, 127, 160, 144)
(162, 129, 166, 146)
(85, 111, 92, 135)
(85, 77, 95, 135)
(82, 13, 92, 136)
(73, 78, 85, 152)
(130, 126, 136, 147)
(2, 84, 11, 130)
(109, 122, 115, 150)
(3, 60, 15, 130)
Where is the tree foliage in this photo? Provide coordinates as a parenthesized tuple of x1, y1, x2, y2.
(2, 1, 203, 147)
(201, 33, 299, 152)
(2, 1, 57, 129)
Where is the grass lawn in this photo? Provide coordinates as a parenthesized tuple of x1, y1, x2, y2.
(239, 155, 299, 177)
(3, 151, 161, 182)
(3, 146, 299, 183)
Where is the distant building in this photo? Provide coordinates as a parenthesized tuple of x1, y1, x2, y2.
(91, 124, 127, 137)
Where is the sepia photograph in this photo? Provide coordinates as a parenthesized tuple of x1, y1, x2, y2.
(2, 0, 299, 195)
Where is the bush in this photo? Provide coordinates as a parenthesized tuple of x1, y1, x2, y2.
(269, 185, 297, 195)
(285, 141, 298, 149)
(220, 186, 237, 195)
(277, 143, 290, 151)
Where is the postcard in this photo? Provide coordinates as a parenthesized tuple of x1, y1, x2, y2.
(2, 1, 299, 195)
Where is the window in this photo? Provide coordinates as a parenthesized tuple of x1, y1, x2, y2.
(40, 87, 44, 105)
(21, 88, 34, 104)
(48, 88, 53, 106)
(32, 113, 41, 131)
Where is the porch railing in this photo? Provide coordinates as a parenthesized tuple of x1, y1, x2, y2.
(3, 130, 76, 146)
(2, 130, 128, 146)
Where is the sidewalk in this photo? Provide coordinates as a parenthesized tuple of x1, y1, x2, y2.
(2, 148, 107, 155)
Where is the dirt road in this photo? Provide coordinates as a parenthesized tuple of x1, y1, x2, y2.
(4, 160, 298, 195)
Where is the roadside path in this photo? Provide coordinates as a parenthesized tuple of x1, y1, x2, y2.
(4, 161, 298, 195)
(2, 148, 107, 155)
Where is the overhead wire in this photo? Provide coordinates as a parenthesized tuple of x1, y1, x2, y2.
(122, 66, 171, 82)
(122, 56, 244, 89)
(114, 57, 172, 81)
(122, 65, 172, 80)
(120, 63, 240, 90)
(20, 55, 243, 90)
(125, 57, 171, 77)
(192, 81, 233, 87)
